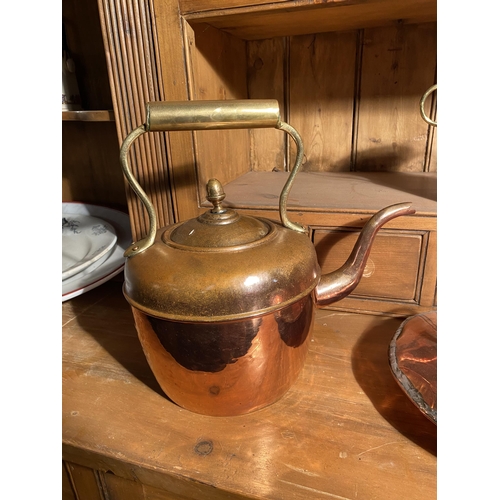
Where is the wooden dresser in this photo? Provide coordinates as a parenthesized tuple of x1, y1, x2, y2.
(63, 1, 438, 497)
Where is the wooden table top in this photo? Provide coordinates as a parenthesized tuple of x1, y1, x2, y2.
(62, 279, 436, 500)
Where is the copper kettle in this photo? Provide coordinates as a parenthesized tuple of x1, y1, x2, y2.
(120, 100, 415, 416)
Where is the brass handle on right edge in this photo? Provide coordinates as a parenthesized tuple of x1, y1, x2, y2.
(420, 84, 437, 127)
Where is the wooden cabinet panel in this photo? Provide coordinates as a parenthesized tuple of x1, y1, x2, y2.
(102, 473, 146, 500)
(355, 23, 437, 172)
(314, 228, 423, 301)
(62, 121, 127, 209)
(63, 462, 196, 500)
(185, 22, 250, 190)
(62, 0, 128, 213)
(289, 31, 358, 172)
(63, 0, 113, 110)
(62, 462, 77, 500)
(247, 37, 286, 172)
(102, 472, 194, 500)
(64, 462, 102, 500)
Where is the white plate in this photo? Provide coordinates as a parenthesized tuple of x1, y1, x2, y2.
(62, 202, 132, 302)
(62, 214, 117, 280)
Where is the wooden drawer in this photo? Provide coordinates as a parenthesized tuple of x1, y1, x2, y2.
(315, 228, 423, 301)
(313, 226, 436, 316)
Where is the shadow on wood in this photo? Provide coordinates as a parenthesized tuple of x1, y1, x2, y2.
(351, 316, 437, 456)
(72, 281, 168, 400)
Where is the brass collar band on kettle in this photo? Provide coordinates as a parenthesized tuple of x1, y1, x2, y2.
(119, 99, 306, 258)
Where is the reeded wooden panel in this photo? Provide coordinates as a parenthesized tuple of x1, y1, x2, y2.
(98, 0, 173, 240)
(289, 31, 358, 172)
(153, 0, 199, 223)
(314, 228, 423, 301)
(355, 23, 437, 171)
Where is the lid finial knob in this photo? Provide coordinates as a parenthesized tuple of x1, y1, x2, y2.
(206, 178, 226, 214)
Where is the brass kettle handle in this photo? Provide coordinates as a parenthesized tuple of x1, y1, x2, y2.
(120, 99, 306, 258)
(419, 84, 437, 127)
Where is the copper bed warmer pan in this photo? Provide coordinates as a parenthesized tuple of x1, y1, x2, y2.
(119, 99, 415, 416)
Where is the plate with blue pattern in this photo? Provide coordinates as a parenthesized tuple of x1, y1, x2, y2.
(62, 203, 131, 301)
(62, 213, 117, 280)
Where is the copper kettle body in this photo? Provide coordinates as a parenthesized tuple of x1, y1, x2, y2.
(120, 100, 415, 416)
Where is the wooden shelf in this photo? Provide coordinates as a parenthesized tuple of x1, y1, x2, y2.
(182, 0, 437, 39)
(63, 280, 437, 499)
(62, 0, 126, 210)
(203, 171, 437, 217)
(62, 110, 115, 122)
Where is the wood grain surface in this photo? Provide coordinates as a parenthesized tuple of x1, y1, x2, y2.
(182, 0, 437, 40)
(289, 30, 358, 172)
(355, 23, 437, 172)
(63, 280, 436, 499)
(247, 37, 286, 172)
(62, 121, 127, 210)
(185, 22, 250, 189)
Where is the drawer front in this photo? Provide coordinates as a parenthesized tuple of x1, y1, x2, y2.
(313, 228, 425, 302)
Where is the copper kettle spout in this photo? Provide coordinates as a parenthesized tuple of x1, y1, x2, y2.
(315, 202, 415, 306)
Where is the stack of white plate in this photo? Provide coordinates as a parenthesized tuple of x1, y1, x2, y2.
(62, 202, 132, 302)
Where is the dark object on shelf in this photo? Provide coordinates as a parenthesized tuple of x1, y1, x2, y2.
(389, 311, 437, 424)
(62, 23, 82, 111)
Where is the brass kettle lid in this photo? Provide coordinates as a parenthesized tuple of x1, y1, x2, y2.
(168, 179, 270, 249)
